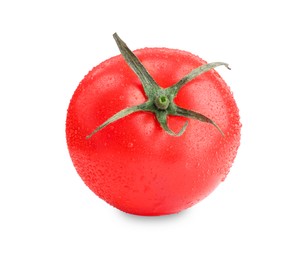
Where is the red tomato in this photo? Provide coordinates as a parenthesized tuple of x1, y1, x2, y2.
(66, 34, 241, 216)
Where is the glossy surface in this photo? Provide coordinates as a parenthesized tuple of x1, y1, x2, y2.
(66, 48, 241, 216)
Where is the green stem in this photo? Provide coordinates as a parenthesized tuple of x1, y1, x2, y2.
(169, 62, 231, 97)
(86, 103, 147, 139)
(113, 33, 160, 98)
(174, 106, 224, 136)
(86, 33, 230, 138)
(154, 95, 170, 110)
(155, 111, 188, 136)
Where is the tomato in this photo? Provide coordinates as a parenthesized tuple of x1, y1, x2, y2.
(66, 33, 241, 216)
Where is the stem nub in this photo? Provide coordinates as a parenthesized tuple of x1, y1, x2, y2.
(154, 95, 170, 110)
(86, 33, 230, 138)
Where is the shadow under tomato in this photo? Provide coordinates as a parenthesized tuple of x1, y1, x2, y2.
(116, 208, 191, 223)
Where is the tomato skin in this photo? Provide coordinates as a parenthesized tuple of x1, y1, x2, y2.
(66, 47, 241, 216)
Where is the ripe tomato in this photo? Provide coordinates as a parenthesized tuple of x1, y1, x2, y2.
(66, 34, 241, 216)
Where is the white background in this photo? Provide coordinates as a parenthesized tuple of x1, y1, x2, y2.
(1, 0, 301, 259)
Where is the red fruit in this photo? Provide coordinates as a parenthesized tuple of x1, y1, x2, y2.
(66, 33, 241, 216)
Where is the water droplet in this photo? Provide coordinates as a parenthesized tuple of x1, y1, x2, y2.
(221, 174, 227, 182)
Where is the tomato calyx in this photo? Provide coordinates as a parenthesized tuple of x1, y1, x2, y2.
(86, 33, 230, 139)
